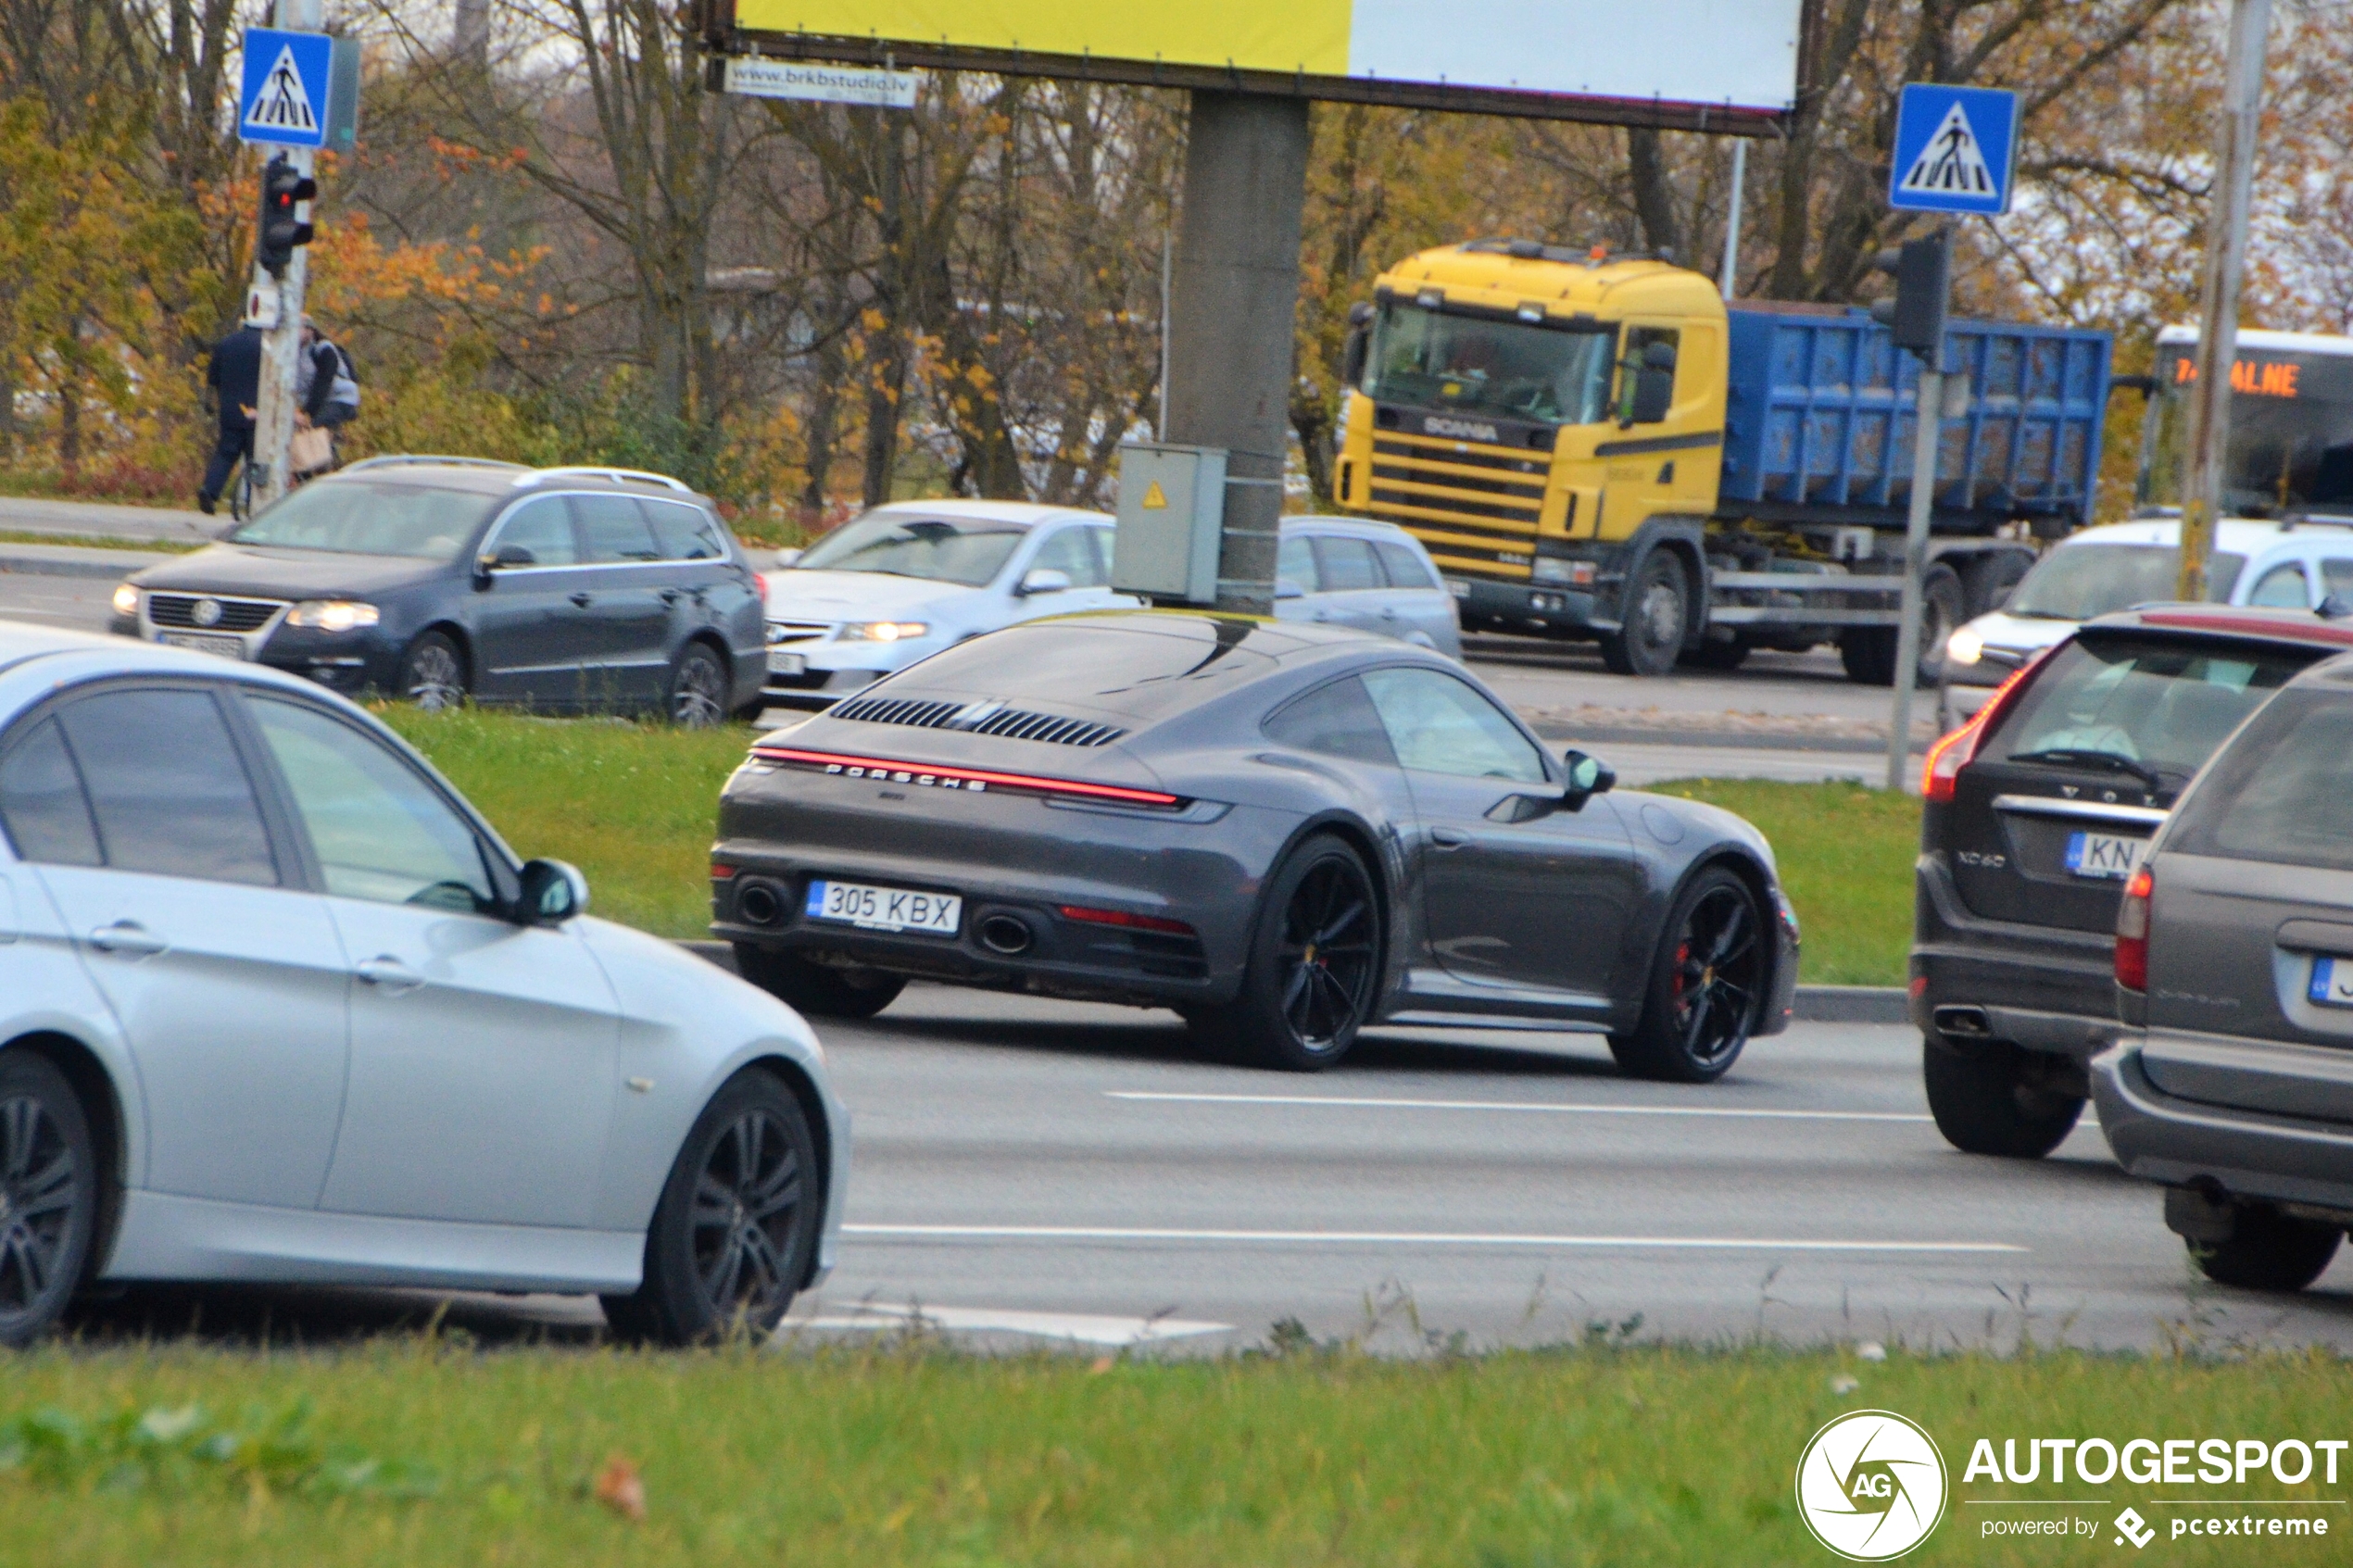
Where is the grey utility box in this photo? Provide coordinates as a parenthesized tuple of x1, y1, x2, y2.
(1114, 442, 1226, 605)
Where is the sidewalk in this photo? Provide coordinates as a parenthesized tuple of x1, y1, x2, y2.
(0, 494, 219, 544)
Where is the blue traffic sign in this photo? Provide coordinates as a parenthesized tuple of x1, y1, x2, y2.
(239, 28, 333, 148)
(1889, 84, 2019, 216)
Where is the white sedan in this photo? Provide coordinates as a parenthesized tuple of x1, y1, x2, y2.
(759, 500, 1138, 709)
(0, 621, 847, 1347)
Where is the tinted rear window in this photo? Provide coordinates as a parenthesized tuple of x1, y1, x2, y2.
(2167, 689, 2353, 872)
(1982, 633, 2316, 794)
(881, 618, 1286, 722)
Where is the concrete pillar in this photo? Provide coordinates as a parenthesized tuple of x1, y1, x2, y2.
(1163, 91, 1310, 616)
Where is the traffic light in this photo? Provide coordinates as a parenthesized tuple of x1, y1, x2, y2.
(257, 153, 318, 279)
(1869, 228, 1951, 360)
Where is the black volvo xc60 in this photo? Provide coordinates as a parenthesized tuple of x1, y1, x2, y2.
(715, 612, 1799, 1077)
(108, 458, 767, 723)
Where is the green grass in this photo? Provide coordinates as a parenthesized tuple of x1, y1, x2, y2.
(378, 708, 752, 940)
(2, 1342, 2344, 1565)
(380, 711, 1925, 981)
(1653, 779, 1921, 985)
(0, 529, 203, 554)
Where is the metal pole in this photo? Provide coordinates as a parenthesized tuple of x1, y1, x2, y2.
(1157, 224, 1172, 440)
(1886, 360, 1945, 792)
(249, 0, 324, 510)
(1719, 138, 1746, 302)
(2177, 0, 2272, 602)
(1164, 90, 1310, 615)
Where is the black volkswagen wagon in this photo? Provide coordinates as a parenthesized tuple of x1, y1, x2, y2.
(107, 458, 766, 724)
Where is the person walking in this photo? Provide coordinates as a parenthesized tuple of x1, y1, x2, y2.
(196, 322, 263, 516)
(292, 318, 359, 480)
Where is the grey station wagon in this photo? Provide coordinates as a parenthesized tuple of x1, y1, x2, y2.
(108, 458, 767, 725)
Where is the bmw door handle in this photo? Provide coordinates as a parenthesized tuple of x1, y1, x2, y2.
(570, 592, 594, 608)
(88, 920, 169, 958)
(355, 956, 426, 994)
(1430, 828, 1472, 849)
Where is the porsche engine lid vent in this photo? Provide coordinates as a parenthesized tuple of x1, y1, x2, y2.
(830, 696, 1127, 748)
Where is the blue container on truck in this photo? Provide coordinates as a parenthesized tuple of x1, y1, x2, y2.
(1720, 305, 2113, 532)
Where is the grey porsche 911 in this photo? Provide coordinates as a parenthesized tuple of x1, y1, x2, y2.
(713, 613, 1798, 1080)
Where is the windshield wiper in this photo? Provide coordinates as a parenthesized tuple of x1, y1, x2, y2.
(2007, 748, 2166, 794)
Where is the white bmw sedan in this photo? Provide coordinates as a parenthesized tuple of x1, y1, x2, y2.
(0, 621, 846, 1347)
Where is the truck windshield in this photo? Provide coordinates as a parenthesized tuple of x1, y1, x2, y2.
(1364, 302, 1613, 425)
(2006, 544, 2244, 621)
(2138, 345, 2353, 519)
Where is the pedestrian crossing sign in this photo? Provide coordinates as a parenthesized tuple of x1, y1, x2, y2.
(1889, 84, 2019, 217)
(239, 28, 333, 148)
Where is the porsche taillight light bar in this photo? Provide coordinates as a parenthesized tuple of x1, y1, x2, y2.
(750, 745, 1183, 808)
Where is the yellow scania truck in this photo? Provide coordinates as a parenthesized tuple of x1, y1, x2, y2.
(1332, 240, 2113, 680)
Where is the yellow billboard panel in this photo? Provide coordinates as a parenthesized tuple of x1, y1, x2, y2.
(721, 0, 1804, 122)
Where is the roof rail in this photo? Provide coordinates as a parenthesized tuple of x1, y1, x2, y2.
(341, 455, 529, 474)
(520, 465, 693, 493)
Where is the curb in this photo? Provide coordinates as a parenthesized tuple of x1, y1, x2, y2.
(1793, 985, 1908, 1024)
(0, 546, 175, 582)
(683, 941, 1910, 1027)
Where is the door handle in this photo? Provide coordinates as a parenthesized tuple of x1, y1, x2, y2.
(659, 588, 682, 605)
(87, 920, 169, 958)
(355, 955, 426, 993)
(1430, 827, 1472, 849)
(570, 592, 594, 608)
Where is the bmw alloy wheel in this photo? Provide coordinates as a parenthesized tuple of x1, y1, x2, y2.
(690, 1105, 805, 1321)
(0, 1055, 95, 1348)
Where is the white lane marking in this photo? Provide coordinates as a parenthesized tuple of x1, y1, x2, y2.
(845, 1224, 2024, 1254)
(791, 1302, 1231, 1346)
(1107, 1090, 1932, 1123)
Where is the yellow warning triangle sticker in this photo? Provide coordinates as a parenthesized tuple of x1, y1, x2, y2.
(1141, 480, 1169, 509)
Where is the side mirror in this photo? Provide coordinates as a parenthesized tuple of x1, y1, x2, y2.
(477, 543, 535, 581)
(1275, 578, 1307, 601)
(1016, 567, 1072, 597)
(1561, 748, 1617, 809)
(515, 858, 589, 925)
(774, 546, 804, 568)
(1629, 366, 1674, 425)
(1341, 325, 1371, 391)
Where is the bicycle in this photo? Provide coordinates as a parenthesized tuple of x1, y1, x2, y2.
(229, 459, 256, 524)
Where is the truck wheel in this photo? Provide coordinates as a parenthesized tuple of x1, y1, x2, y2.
(2186, 1204, 2342, 1293)
(1599, 550, 1690, 677)
(1840, 566, 1965, 687)
(1922, 1038, 2083, 1158)
(1961, 549, 2032, 618)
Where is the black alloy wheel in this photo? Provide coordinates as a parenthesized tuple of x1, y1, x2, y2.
(1611, 867, 1765, 1083)
(734, 945, 905, 1020)
(1599, 549, 1691, 678)
(667, 644, 728, 729)
(397, 631, 469, 711)
(604, 1071, 821, 1345)
(1194, 835, 1380, 1072)
(0, 1053, 97, 1349)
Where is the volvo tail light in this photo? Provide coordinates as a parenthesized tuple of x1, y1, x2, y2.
(1920, 653, 2045, 803)
(2116, 866, 2154, 991)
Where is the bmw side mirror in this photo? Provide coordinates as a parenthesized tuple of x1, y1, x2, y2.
(1275, 578, 1306, 601)
(1561, 748, 1616, 809)
(1016, 567, 1072, 597)
(774, 546, 804, 568)
(515, 858, 589, 925)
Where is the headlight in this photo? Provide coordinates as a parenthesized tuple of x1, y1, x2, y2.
(111, 583, 140, 617)
(286, 600, 381, 632)
(839, 621, 929, 643)
(1946, 627, 1983, 666)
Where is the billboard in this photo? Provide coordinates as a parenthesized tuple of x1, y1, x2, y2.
(707, 0, 1805, 131)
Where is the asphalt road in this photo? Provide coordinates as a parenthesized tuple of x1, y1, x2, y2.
(78, 985, 2350, 1354)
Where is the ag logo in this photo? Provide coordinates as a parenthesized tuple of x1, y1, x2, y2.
(1795, 1410, 1948, 1561)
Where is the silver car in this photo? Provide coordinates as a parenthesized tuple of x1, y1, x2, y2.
(1277, 517, 1465, 659)
(0, 621, 847, 1347)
